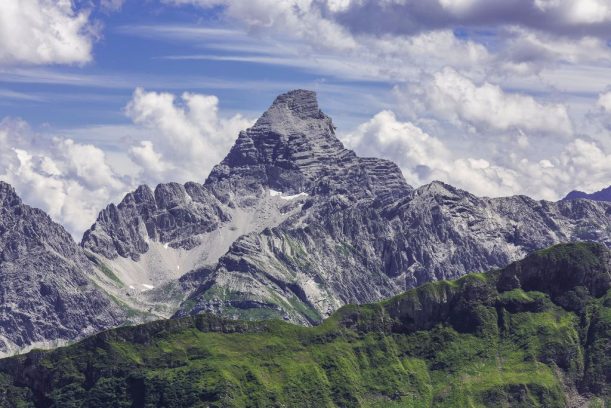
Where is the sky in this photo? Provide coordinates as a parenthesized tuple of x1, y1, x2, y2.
(1, 0, 611, 237)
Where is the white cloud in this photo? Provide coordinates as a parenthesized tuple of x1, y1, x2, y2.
(341, 109, 611, 200)
(361, 30, 491, 75)
(0, 0, 95, 65)
(172, 0, 611, 34)
(438, 0, 478, 14)
(341, 110, 451, 187)
(158, 0, 611, 95)
(399, 68, 572, 136)
(327, 0, 611, 36)
(598, 91, 611, 113)
(0, 118, 128, 237)
(125, 88, 253, 184)
(563, 0, 611, 24)
(166, 0, 357, 51)
(0, 88, 255, 237)
(340, 111, 523, 196)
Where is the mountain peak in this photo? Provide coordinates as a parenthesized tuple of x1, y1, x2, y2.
(206, 89, 350, 193)
(266, 89, 324, 120)
(0, 181, 21, 207)
(250, 89, 332, 138)
(204, 89, 412, 198)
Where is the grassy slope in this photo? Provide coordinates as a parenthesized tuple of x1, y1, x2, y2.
(0, 243, 609, 407)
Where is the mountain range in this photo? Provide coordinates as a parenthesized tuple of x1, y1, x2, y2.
(1, 242, 609, 406)
(1, 89, 610, 356)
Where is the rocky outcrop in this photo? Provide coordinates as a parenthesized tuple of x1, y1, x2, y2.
(81, 89, 611, 325)
(0, 182, 126, 356)
(497, 242, 611, 306)
(564, 185, 611, 202)
(81, 182, 230, 261)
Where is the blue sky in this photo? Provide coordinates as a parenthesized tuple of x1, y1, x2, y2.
(0, 2, 390, 130)
(1, 0, 611, 236)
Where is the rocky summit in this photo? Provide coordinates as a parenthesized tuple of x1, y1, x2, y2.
(80, 89, 611, 326)
(0, 182, 127, 356)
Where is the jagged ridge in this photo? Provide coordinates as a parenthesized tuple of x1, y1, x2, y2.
(0, 182, 127, 356)
(80, 89, 611, 326)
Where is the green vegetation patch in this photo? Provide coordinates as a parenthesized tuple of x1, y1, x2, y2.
(0, 243, 609, 407)
(84, 250, 124, 288)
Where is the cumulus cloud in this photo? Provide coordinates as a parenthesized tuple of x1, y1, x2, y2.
(598, 91, 611, 113)
(125, 88, 253, 184)
(170, 0, 611, 38)
(0, 87, 255, 237)
(340, 111, 523, 196)
(0, 0, 96, 65)
(341, 111, 451, 187)
(341, 110, 611, 200)
(327, 0, 611, 37)
(397, 68, 572, 136)
(0, 118, 128, 237)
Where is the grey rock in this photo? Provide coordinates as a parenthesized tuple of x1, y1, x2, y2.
(564, 185, 611, 202)
(0, 182, 126, 356)
(82, 183, 229, 261)
(82, 89, 611, 326)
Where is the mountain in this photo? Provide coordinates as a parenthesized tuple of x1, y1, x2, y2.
(564, 185, 611, 202)
(1, 242, 609, 407)
(82, 89, 611, 325)
(0, 182, 129, 357)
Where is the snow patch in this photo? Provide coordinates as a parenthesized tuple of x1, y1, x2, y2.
(270, 189, 308, 200)
(141, 284, 154, 290)
(280, 192, 308, 200)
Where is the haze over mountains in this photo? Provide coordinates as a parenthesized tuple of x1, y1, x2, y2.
(1, 90, 611, 355)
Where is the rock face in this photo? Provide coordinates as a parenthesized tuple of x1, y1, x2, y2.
(564, 185, 611, 202)
(0, 182, 126, 356)
(82, 89, 611, 325)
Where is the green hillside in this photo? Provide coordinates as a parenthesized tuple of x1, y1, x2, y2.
(0, 242, 609, 407)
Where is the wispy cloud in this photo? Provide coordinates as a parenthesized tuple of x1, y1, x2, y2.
(0, 89, 44, 101)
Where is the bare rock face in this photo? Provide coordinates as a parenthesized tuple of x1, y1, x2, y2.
(206, 89, 410, 201)
(0, 182, 126, 356)
(81, 90, 611, 325)
(82, 182, 230, 261)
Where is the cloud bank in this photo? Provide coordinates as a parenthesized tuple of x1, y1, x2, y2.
(341, 110, 611, 200)
(0, 118, 126, 236)
(0, 89, 252, 237)
(125, 88, 253, 185)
